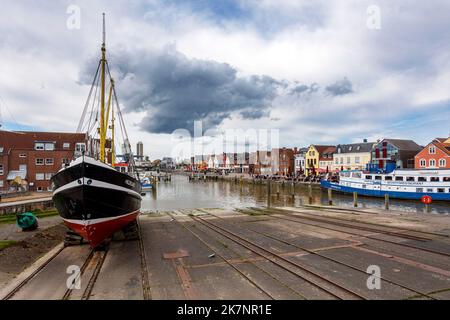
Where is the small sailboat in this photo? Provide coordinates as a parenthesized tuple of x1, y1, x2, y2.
(51, 14, 142, 247)
(140, 177, 153, 191)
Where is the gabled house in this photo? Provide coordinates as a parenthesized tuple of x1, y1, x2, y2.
(305, 145, 336, 176)
(414, 137, 450, 169)
(332, 141, 375, 171)
(371, 138, 422, 170)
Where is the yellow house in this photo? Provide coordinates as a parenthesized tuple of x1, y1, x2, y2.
(305, 145, 335, 176)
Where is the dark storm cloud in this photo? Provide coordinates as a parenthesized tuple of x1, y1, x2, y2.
(325, 78, 353, 96)
(83, 45, 282, 134)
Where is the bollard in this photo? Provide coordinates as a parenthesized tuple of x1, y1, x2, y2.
(384, 193, 389, 210)
(328, 188, 333, 206)
(267, 180, 271, 207)
(291, 182, 295, 199)
(353, 192, 358, 207)
(425, 203, 431, 213)
(308, 183, 313, 204)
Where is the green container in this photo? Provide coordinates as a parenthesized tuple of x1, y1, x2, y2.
(16, 212, 38, 231)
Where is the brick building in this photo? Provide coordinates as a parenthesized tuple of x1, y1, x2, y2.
(0, 131, 87, 193)
(414, 137, 450, 169)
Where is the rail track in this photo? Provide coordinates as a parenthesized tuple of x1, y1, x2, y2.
(198, 208, 439, 300)
(173, 211, 368, 299)
(2, 220, 151, 300)
(242, 207, 450, 258)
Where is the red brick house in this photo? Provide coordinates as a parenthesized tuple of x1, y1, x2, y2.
(0, 131, 87, 193)
(414, 137, 450, 169)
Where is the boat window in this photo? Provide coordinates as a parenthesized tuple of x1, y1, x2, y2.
(430, 177, 440, 182)
(438, 188, 445, 193)
(352, 172, 362, 178)
(406, 177, 415, 182)
(375, 176, 382, 180)
(365, 175, 372, 180)
(395, 176, 403, 181)
(418, 177, 427, 182)
(384, 176, 392, 181)
(416, 188, 423, 193)
(444, 177, 450, 182)
(427, 188, 433, 192)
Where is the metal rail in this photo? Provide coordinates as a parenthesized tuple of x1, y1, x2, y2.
(200, 209, 437, 300)
(2, 244, 65, 300)
(167, 211, 280, 300)
(137, 219, 152, 300)
(188, 213, 367, 300)
(247, 207, 450, 258)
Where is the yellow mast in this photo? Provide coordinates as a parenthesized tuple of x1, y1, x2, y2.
(99, 13, 106, 162)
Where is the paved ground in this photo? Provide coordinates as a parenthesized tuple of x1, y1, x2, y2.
(1, 206, 450, 300)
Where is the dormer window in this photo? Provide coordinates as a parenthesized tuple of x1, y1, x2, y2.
(429, 146, 436, 154)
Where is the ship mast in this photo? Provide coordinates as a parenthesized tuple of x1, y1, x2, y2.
(99, 13, 107, 162)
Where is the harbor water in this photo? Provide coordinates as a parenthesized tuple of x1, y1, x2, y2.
(141, 175, 450, 215)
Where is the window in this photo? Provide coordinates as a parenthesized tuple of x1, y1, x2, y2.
(340, 157, 343, 164)
(75, 143, 86, 153)
(356, 146, 361, 151)
(37, 187, 43, 192)
(45, 143, 55, 150)
(384, 176, 393, 181)
(418, 177, 427, 182)
(355, 156, 360, 164)
(427, 188, 433, 192)
(365, 175, 372, 180)
(335, 158, 338, 164)
(439, 159, 446, 167)
(35, 143, 44, 150)
(444, 177, 450, 182)
(347, 157, 350, 164)
(45, 158, 54, 165)
(35, 158, 44, 165)
(63, 142, 70, 149)
(429, 159, 436, 167)
(416, 188, 423, 193)
(430, 177, 440, 182)
(35, 173, 45, 181)
(0, 165, 3, 175)
(348, 146, 352, 151)
(438, 188, 445, 193)
(420, 159, 426, 167)
(19, 154, 27, 158)
(45, 173, 53, 180)
(19, 164, 26, 171)
(374, 175, 382, 180)
(406, 177, 415, 182)
(395, 176, 404, 181)
(429, 146, 436, 154)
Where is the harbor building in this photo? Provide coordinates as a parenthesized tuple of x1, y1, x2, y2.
(332, 141, 375, 171)
(370, 138, 422, 171)
(136, 141, 144, 160)
(414, 137, 450, 169)
(294, 147, 308, 175)
(305, 145, 336, 176)
(271, 148, 295, 176)
(0, 130, 87, 193)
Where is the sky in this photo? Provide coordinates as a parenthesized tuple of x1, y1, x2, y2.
(0, 0, 449, 160)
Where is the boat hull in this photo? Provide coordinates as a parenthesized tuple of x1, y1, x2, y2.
(321, 180, 450, 201)
(51, 156, 142, 247)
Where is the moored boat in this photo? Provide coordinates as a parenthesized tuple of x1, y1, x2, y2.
(321, 169, 450, 201)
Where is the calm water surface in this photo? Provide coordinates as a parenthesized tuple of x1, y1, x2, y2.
(141, 175, 450, 215)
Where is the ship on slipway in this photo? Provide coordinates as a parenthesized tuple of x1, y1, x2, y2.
(51, 14, 142, 247)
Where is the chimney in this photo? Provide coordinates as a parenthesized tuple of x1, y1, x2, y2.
(363, 139, 368, 143)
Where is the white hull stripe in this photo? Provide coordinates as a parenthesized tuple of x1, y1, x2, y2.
(53, 178, 142, 199)
(63, 209, 140, 226)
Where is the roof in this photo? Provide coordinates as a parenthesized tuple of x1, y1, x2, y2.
(336, 142, 375, 154)
(311, 145, 335, 154)
(382, 139, 422, 151)
(431, 138, 450, 156)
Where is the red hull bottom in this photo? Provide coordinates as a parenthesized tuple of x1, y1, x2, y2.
(63, 210, 140, 248)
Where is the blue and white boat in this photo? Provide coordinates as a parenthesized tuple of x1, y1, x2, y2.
(140, 177, 153, 191)
(321, 169, 450, 201)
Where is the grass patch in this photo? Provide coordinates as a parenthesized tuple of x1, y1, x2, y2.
(0, 240, 18, 250)
(0, 208, 59, 224)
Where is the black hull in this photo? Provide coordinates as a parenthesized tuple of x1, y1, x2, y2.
(50, 156, 142, 247)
